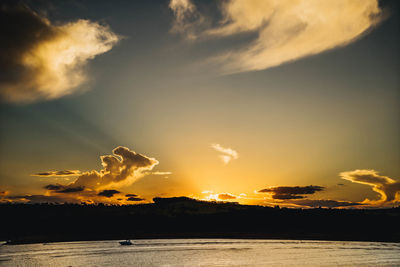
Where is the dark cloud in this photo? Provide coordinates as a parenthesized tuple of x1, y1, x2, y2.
(127, 197, 145, 202)
(125, 194, 138, 197)
(44, 184, 84, 193)
(259, 185, 324, 200)
(291, 199, 363, 208)
(33, 170, 81, 177)
(58, 187, 85, 193)
(0, 3, 55, 86)
(8, 194, 80, 204)
(259, 186, 324, 195)
(0, 2, 119, 102)
(272, 194, 305, 200)
(98, 190, 120, 198)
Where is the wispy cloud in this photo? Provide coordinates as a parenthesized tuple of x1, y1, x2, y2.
(340, 169, 400, 205)
(0, 3, 119, 102)
(288, 199, 362, 208)
(170, 0, 382, 73)
(211, 143, 239, 164)
(169, 0, 204, 39)
(33, 170, 81, 177)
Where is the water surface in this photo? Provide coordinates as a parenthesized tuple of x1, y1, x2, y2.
(1, 239, 399, 266)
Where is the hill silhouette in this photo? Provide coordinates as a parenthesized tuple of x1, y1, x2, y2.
(1, 197, 399, 244)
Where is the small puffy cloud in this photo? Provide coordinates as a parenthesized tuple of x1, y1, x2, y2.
(203, 192, 238, 201)
(98, 189, 120, 198)
(0, 3, 119, 103)
(340, 169, 400, 203)
(258, 185, 324, 199)
(33, 170, 81, 177)
(125, 193, 138, 197)
(211, 143, 239, 164)
(170, 0, 382, 73)
(217, 193, 237, 200)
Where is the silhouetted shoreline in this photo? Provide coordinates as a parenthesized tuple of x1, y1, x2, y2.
(1, 197, 399, 244)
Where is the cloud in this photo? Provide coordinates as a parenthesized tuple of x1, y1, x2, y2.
(98, 189, 120, 198)
(169, 0, 204, 39)
(170, 0, 382, 73)
(33, 170, 81, 177)
(151, 171, 172, 176)
(290, 199, 363, 208)
(0, 3, 119, 103)
(67, 146, 158, 190)
(141, 171, 172, 178)
(258, 185, 324, 199)
(127, 196, 145, 202)
(38, 146, 158, 203)
(0, 190, 9, 197)
(340, 169, 400, 203)
(211, 143, 239, 164)
(272, 194, 305, 200)
(203, 192, 238, 201)
(217, 193, 237, 200)
(44, 184, 84, 193)
(8, 194, 81, 204)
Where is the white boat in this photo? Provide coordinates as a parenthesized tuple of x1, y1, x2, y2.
(119, 240, 133, 245)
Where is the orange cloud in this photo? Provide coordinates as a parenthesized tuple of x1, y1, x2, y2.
(340, 169, 400, 205)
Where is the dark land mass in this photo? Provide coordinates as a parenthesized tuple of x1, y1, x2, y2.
(1, 197, 399, 244)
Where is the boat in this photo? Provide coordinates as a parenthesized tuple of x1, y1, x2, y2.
(119, 240, 133, 245)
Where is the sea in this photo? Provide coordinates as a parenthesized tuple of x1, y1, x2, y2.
(0, 239, 399, 266)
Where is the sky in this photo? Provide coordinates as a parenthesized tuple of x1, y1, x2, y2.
(0, 0, 399, 208)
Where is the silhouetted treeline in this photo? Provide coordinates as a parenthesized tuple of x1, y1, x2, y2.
(1, 197, 399, 244)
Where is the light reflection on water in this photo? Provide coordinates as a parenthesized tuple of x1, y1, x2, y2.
(1, 239, 399, 266)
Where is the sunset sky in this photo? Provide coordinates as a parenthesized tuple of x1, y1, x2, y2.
(0, 0, 399, 208)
